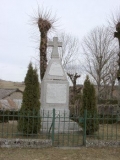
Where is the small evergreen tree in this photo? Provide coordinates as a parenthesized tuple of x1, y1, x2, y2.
(18, 63, 40, 135)
(80, 75, 99, 135)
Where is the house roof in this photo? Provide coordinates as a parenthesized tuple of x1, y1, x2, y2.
(0, 88, 23, 99)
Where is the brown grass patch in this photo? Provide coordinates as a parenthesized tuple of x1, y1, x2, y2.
(0, 80, 25, 91)
(0, 147, 120, 160)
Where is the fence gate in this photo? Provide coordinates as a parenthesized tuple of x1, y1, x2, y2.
(41, 109, 85, 147)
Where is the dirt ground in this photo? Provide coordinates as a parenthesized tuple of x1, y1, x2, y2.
(0, 147, 120, 160)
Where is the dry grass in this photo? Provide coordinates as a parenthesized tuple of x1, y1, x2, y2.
(0, 80, 25, 91)
(0, 147, 120, 160)
(0, 121, 48, 139)
(87, 123, 120, 141)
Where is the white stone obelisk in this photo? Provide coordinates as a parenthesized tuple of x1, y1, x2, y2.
(40, 37, 80, 132)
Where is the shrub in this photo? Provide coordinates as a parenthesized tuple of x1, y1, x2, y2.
(17, 63, 40, 135)
(80, 75, 99, 135)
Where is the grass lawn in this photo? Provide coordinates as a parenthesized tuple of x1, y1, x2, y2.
(0, 147, 120, 160)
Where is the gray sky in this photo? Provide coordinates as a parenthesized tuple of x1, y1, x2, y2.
(0, 0, 120, 83)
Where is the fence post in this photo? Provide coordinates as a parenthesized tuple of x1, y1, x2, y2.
(52, 108, 55, 145)
(83, 109, 87, 146)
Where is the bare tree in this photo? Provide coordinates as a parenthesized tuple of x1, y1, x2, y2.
(103, 58, 117, 99)
(82, 26, 117, 100)
(58, 33, 81, 103)
(68, 72, 80, 102)
(57, 33, 80, 69)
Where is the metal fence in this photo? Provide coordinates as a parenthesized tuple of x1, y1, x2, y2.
(83, 110, 120, 146)
(0, 108, 120, 147)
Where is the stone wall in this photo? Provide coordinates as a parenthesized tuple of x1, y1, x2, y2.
(86, 140, 120, 147)
(1, 138, 120, 148)
(0, 139, 52, 148)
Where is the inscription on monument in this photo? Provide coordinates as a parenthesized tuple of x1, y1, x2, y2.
(46, 83, 67, 104)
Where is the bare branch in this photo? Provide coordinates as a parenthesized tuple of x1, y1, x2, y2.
(82, 26, 117, 100)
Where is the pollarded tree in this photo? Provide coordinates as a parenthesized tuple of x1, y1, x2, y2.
(37, 9, 56, 80)
(108, 7, 120, 34)
(67, 72, 80, 104)
(80, 75, 98, 135)
(18, 62, 40, 135)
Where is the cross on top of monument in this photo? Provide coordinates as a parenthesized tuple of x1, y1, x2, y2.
(48, 37, 62, 58)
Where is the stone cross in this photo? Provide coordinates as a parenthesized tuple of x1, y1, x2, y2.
(48, 37, 62, 58)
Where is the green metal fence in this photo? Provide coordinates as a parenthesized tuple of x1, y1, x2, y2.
(46, 108, 83, 147)
(0, 108, 120, 147)
(0, 110, 42, 139)
(85, 110, 120, 143)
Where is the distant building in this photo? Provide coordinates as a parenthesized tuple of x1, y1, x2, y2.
(0, 88, 23, 110)
(0, 88, 23, 100)
(0, 99, 22, 111)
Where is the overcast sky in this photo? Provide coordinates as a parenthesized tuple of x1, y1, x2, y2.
(0, 0, 120, 83)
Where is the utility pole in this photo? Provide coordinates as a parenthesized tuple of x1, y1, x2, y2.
(114, 22, 120, 113)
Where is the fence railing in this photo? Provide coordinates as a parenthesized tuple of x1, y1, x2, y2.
(0, 108, 120, 147)
(0, 110, 41, 139)
(84, 110, 120, 145)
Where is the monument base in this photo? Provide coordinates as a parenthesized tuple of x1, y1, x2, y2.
(41, 108, 70, 118)
(40, 109, 82, 133)
(41, 121, 82, 133)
